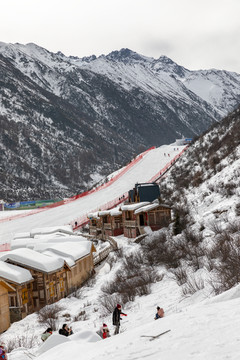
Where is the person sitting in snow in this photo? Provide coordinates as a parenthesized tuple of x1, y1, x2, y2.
(96, 323, 111, 339)
(112, 304, 127, 335)
(41, 327, 53, 342)
(59, 324, 73, 336)
(0, 344, 7, 360)
(154, 306, 164, 320)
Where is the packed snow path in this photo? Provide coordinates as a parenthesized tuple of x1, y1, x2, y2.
(0, 145, 185, 242)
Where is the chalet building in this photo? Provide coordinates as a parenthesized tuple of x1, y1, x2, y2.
(134, 202, 171, 232)
(128, 183, 160, 203)
(0, 261, 34, 326)
(87, 212, 102, 237)
(121, 202, 150, 238)
(0, 280, 13, 332)
(1, 248, 70, 312)
(41, 241, 96, 293)
(98, 207, 123, 240)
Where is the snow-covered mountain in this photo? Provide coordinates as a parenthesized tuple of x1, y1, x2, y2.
(1, 42, 240, 201)
(1, 104, 240, 360)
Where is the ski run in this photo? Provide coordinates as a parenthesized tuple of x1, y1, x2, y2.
(0, 142, 240, 360)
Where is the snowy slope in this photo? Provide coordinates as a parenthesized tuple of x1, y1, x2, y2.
(4, 246, 240, 360)
(1, 43, 240, 200)
(0, 144, 185, 242)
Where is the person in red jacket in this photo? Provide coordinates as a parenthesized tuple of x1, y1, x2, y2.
(112, 304, 127, 335)
(97, 323, 110, 339)
(0, 344, 7, 360)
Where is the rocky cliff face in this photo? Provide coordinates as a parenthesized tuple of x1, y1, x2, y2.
(0, 42, 240, 201)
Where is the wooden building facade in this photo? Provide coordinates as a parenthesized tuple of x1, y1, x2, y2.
(98, 208, 123, 240)
(121, 202, 150, 238)
(134, 203, 171, 232)
(0, 280, 14, 333)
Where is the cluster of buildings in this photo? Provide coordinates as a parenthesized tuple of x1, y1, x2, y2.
(88, 183, 171, 240)
(0, 226, 95, 333)
(0, 183, 172, 334)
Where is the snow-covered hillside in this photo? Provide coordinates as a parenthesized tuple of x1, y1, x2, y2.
(0, 144, 185, 243)
(1, 42, 240, 200)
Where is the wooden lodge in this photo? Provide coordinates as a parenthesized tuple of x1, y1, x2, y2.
(119, 201, 171, 238)
(88, 212, 102, 237)
(121, 202, 150, 238)
(98, 207, 123, 240)
(134, 202, 171, 232)
(42, 241, 96, 293)
(1, 248, 70, 315)
(0, 229, 97, 331)
(0, 280, 15, 333)
(0, 261, 34, 327)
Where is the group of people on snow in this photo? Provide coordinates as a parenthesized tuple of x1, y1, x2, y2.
(41, 324, 73, 342)
(40, 304, 164, 343)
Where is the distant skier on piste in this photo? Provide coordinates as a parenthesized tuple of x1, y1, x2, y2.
(112, 304, 127, 335)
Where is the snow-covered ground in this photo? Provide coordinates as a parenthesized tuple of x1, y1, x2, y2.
(3, 235, 240, 360)
(1, 137, 240, 360)
(0, 144, 185, 243)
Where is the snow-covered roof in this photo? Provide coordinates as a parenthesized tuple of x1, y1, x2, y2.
(13, 232, 31, 240)
(121, 202, 150, 211)
(30, 225, 73, 237)
(34, 232, 69, 239)
(134, 203, 171, 214)
(0, 248, 65, 273)
(98, 210, 110, 216)
(87, 212, 100, 220)
(98, 206, 122, 217)
(11, 235, 88, 251)
(110, 208, 122, 216)
(11, 238, 34, 250)
(38, 241, 95, 262)
(0, 260, 33, 285)
(42, 250, 75, 267)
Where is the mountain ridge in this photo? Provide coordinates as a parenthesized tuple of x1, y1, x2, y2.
(1, 42, 240, 201)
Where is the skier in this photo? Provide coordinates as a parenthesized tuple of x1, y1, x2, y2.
(96, 323, 110, 339)
(112, 304, 127, 335)
(154, 306, 164, 320)
(59, 324, 73, 336)
(41, 327, 53, 342)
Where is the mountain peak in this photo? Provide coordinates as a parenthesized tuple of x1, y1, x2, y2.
(105, 48, 152, 63)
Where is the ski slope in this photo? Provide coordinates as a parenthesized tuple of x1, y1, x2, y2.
(0, 144, 186, 243)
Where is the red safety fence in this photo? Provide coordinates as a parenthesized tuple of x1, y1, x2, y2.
(0, 200, 65, 224)
(66, 146, 155, 203)
(148, 147, 188, 183)
(0, 147, 155, 224)
(70, 191, 129, 230)
(71, 146, 189, 230)
(0, 243, 11, 252)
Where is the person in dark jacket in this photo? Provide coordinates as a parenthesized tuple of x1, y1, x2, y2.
(112, 304, 127, 335)
(59, 324, 73, 336)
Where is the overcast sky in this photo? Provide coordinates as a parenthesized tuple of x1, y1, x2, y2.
(1, 0, 240, 72)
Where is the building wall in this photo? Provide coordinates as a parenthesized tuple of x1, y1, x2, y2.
(67, 254, 94, 293)
(0, 285, 10, 333)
